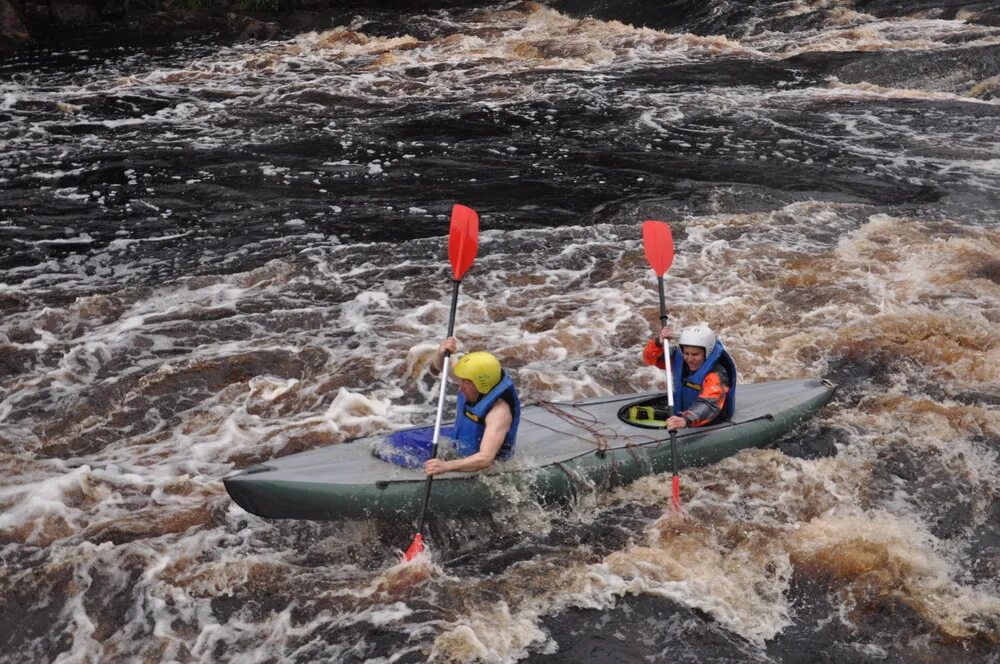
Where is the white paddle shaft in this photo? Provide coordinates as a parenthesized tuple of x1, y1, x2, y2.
(429, 354, 452, 456)
(663, 343, 675, 412)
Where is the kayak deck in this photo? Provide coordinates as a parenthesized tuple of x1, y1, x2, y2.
(224, 378, 837, 519)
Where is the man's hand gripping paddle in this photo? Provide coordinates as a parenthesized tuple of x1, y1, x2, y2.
(642, 220, 682, 513)
(404, 204, 479, 561)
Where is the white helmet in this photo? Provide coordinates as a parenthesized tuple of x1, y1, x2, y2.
(677, 325, 717, 354)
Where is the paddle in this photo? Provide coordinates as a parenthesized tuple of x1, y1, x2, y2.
(404, 203, 480, 561)
(641, 220, 682, 512)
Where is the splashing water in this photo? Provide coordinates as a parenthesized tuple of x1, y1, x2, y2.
(2, 0, 999, 661)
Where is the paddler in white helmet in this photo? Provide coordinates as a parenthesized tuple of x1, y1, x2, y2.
(642, 323, 737, 430)
(425, 336, 521, 476)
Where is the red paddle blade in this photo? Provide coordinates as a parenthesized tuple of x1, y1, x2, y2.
(403, 533, 425, 561)
(670, 475, 681, 512)
(642, 220, 674, 277)
(448, 204, 479, 280)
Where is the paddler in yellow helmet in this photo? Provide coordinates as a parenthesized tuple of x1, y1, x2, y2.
(425, 336, 521, 476)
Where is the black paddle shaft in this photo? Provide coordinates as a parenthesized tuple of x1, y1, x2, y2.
(445, 279, 460, 335)
(415, 278, 462, 536)
(657, 277, 669, 330)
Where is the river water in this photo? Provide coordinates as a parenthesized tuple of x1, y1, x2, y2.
(1, 0, 999, 661)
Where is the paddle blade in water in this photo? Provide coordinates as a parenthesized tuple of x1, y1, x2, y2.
(403, 532, 425, 561)
(449, 204, 479, 280)
(671, 475, 681, 512)
(642, 220, 674, 277)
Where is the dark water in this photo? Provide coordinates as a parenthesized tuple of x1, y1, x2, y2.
(1, 1, 999, 662)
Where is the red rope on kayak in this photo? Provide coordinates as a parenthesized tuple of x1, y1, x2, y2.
(523, 401, 664, 452)
(525, 401, 620, 452)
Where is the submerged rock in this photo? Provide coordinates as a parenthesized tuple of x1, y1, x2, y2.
(0, 0, 480, 50)
(0, 0, 29, 49)
(50, 0, 99, 24)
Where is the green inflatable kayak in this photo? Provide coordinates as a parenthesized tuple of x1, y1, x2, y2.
(224, 378, 837, 521)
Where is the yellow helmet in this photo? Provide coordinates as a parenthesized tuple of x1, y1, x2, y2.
(453, 351, 502, 394)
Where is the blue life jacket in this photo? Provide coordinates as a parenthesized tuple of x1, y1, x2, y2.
(670, 340, 737, 422)
(453, 371, 520, 459)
